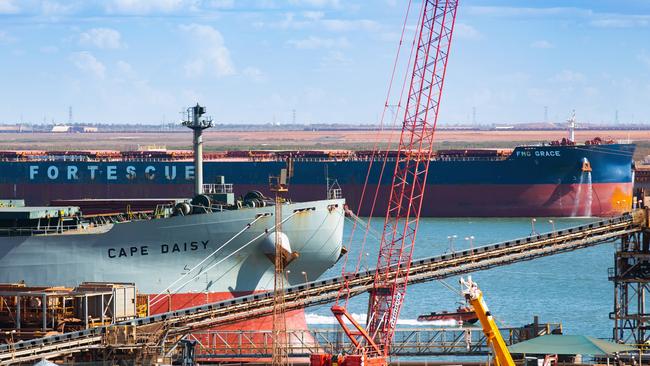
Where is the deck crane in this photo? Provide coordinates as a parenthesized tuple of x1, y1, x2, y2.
(460, 277, 516, 366)
(311, 1, 459, 366)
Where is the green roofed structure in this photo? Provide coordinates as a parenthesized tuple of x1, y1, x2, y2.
(508, 335, 636, 356)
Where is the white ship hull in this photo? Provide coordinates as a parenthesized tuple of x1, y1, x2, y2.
(0, 199, 345, 303)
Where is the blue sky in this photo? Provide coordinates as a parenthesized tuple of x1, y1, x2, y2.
(0, 0, 649, 125)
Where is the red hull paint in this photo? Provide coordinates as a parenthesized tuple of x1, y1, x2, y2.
(333, 182, 634, 217)
(148, 291, 311, 360)
(1, 181, 633, 217)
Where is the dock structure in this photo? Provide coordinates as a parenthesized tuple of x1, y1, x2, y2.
(0, 209, 646, 365)
(609, 226, 650, 344)
(190, 320, 561, 360)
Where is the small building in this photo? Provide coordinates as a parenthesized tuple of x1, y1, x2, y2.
(51, 125, 71, 133)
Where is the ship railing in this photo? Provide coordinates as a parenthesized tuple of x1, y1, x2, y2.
(0, 225, 82, 236)
(327, 188, 342, 200)
(0, 155, 510, 163)
(203, 184, 234, 194)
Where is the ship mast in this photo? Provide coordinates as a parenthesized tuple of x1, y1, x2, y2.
(567, 109, 576, 143)
(182, 104, 213, 196)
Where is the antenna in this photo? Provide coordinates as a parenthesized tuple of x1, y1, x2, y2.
(68, 106, 73, 125)
(182, 104, 213, 196)
(292, 109, 296, 124)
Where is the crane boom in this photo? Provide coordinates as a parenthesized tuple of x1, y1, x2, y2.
(461, 277, 516, 366)
(327, 0, 460, 363)
(367, 0, 459, 354)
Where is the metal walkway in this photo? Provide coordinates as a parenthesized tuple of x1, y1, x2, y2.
(0, 210, 644, 364)
(191, 321, 562, 359)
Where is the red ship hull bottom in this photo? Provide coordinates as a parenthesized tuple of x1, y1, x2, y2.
(148, 291, 312, 362)
(337, 182, 635, 217)
(2, 181, 633, 217)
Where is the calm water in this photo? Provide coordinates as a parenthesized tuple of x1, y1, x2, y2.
(306, 216, 614, 339)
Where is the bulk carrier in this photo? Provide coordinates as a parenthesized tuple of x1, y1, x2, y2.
(0, 139, 634, 218)
(0, 105, 346, 346)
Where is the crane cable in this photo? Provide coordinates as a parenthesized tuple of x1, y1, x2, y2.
(148, 214, 268, 306)
(337, 0, 420, 307)
(150, 211, 299, 307)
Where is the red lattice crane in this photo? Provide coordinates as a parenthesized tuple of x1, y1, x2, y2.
(311, 2, 459, 366)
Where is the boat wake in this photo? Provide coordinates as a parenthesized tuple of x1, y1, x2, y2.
(305, 313, 458, 327)
(571, 160, 593, 217)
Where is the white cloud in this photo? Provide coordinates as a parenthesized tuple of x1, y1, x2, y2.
(70, 51, 106, 79)
(180, 24, 235, 77)
(468, 5, 650, 29)
(550, 70, 586, 83)
(40, 45, 59, 53)
(243, 67, 266, 82)
(41, 1, 75, 16)
(255, 12, 379, 33)
(0, 0, 18, 14)
(467, 6, 589, 18)
(321, 50, 351, 67)
(591, 16, 650, 28)
(454, 23, 482, 40)
(289, 0, 340, 8)
(107, 0, 188, 14)
(321, 19, 379, 32)
(0, 31, 15, 44)
(208, 0, 234, 9)
(116, 60, 135, 76)
(639, 52, 650, 69)
(287, 36, 349, 49)
(303, 11, 324, 21)
(530, 40, 554, 49)
(80, 28, 123, 49)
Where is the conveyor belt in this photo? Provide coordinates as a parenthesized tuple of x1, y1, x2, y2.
(0, 210, 644, 364)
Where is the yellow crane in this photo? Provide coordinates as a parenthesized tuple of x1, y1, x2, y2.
(460, 277, 515, 366)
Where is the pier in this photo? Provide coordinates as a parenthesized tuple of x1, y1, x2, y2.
(0, 209, 646, 365)
(191, 320, 561, 360)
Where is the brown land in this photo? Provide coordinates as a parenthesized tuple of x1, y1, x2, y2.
(1, 130, 649, 159)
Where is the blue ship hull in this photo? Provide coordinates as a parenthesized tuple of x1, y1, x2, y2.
(0, 144, 635, 217)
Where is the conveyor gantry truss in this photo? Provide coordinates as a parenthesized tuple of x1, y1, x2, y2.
(0, 209, 646, 365)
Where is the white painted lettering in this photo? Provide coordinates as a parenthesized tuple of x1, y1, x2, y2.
(165, 165, 176, 180)
(67, 165, 78, 180)
(126, 166, 136, 179)
(47, 166, 59, 180)
(145, 166, 155, 180)
(87, 165, 99, 180)
(185, 166, 195, 180)
(107, 165, 117, 180)
(29, 166, 39, 180)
